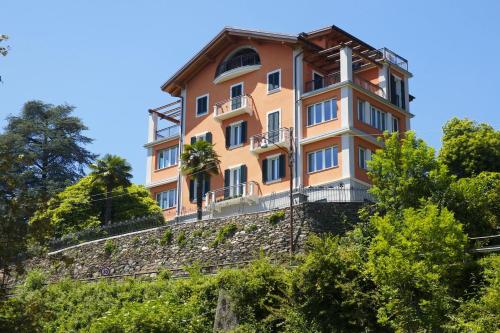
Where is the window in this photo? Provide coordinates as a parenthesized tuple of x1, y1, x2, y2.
(370, 106, 386, 131)
(359, 147, 372, 170)
(357, 99, 366, 123)
(262, 154, 285, 183)
(190, 132, 212, 144)
(226, 121, 247, 148)
(307, 146, 338, 173)
(313, 72, 324, 90)
(223, 165, 247, 198)
(156, 188, 177, 209)
(307, 99, 337, 126)
(230, 83, 243, 110)
(392, 116, 399, 132)
(267, 69, 281, 93)
(196, 94, 209, 116)
(390, 74, 406, 110)
(157, 145, 178, 169)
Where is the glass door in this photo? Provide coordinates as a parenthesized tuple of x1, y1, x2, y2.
(229, 167, 241, 197)
(267, 111, 280, 144)
(231, 84, 243, 110)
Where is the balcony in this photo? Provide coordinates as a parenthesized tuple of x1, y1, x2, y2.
(379, 47, 408, 71)
(250, 128, 290, 154)
(353, 75, 385, 98)
(155, 124, 180, 141)
(213, 94, 254, 122)
(205, 181, 259, 211)
(214, 52, 261, 84)
(304, 72, 341, 94)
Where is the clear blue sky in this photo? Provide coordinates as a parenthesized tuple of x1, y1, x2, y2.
(1, 0, 499, 182)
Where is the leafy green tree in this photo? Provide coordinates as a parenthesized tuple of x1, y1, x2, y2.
(367, 204, 467, 332)
(180, 140, 220, 220)
(30, 175, 162, 239)
(443, 172, 500, 236)
(439, 118, 500, 178)
(89, 154, 132, 224)
(291, 232, 384, 332)
(368, 131, 451, 212)
(0, 34, 8, 57)
(446, 254, 500, 333)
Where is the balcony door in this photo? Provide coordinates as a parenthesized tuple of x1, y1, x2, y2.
(267, 110, 280, 144)
(231, 83, 243, 110)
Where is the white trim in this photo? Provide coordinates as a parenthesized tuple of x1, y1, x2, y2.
(266, 68, 281, 94)
(227, 163, 244, 170)
(340, 86, 353, 128)
(145, 176, 178, 189)
(143, 134, 180, 148)
(213, 65, 261, 84)
(155, 145, 179, 170)
(266, 152, 282, 159)
(341, 134, 354, 178)
(195, 93, 209, 117)
(146, 147, 153, 184)
(155, 188, 178, 210)
(305, 98, 338, 126)
(306, 145, 339, 173)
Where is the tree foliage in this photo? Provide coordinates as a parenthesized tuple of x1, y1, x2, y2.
(29, 175, 162, 239)
(367, 204, 467, 332)
(368, 132, 450, 212)
(439, 118, 500, 178)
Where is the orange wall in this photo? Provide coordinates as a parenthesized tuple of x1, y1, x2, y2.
(181, 40, 295, 210)
(150, 139, 180, 183)
(302, 136, 343, 187)
(354, 66, 379, 85)
(353, 137, 380, 184)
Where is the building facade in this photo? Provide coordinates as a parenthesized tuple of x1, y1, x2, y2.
(145, 25, 413, 220)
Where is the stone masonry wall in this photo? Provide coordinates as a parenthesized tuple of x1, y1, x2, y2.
(15, 202, 365, 284)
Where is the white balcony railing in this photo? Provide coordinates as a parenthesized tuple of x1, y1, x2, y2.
(213, 94, 253, 121)
(205, 181, 259, 210)
(250, 128, 290, 154)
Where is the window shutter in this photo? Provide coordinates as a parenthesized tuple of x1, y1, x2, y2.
(366, 150, 372, 170)
(189, 179, 194, 202)
(400, 79, 406, 110)
(279, 154, 286, 178)
(262, 159, 268, 183)
(387, 113, 393, 133)
(240, 165, 247, 184)
(225, 126, 231, 148)
(205, 132, 212, 143)
(364, 102, 371, 125)
(390, 74, 397, 105)
(204, 175, 210, 196)
(224, 169, 230, 198)
(190, 136, 196, 144)
(241, 121, 247, 143)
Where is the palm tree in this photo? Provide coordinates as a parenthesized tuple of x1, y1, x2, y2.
(180, 140, 220, 220)
(90, 154, 132, 224)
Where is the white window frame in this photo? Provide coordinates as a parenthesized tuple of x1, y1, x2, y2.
(267, 69, 281, 94)
(192, 176, 208, 202)
(195, 94, 209, 117)
(392, 116, 399, 132)
(265, 153, 282, 183)
(359, 147, 372, 170)
(228, 120, 243, 148)
(266, 109, 281, 143)
(229, 82, 244, 111)
(229, 165, 242, 197)
(156, 188, 177, 210)
(193, 131, 209, 142)
(357, 99, 366, 123)
(156, 145, 178, 170)
(393, 75, 403, 108)
(307, 146, 339, 173)
(370, 106, 387, 131)
(306, 98, 338, 127)
(312, 70, 324, 90)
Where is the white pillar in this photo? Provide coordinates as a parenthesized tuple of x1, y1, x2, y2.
(378, 63, 389, 98)
(341, 134, 355, 180)
(148, 112, 158, 143)
(146, 147, 153, 185)
(293, 48, 304, 188)
(340, 47, 353, 82)
(340, 87, 353, 129)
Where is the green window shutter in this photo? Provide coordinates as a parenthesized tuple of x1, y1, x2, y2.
(190, 136, 196, 144)
(224, 169, 230, 198)
(262, 159, 268, 183)
(205, 132, 212, 143)
(279, 154, 286, 178)
(189, 179, 194, 202)
(225, 126, 231, 148)
(241, 121, 247, 143)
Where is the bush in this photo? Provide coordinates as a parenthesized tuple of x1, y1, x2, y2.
(103, 239, 117, 256)
(268, 210, 285, 226)
(160, 228, 173, 246)
(177, 230, 188, 248)
(211, 223, 238, 248)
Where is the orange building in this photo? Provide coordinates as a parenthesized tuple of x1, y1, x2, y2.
(145, 25, 413, 221)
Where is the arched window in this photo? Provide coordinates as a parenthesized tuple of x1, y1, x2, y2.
(215, 48, 261, 78)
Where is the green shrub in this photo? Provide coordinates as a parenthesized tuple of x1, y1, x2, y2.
(160, 228, 173, 246)
(177, 230, 187, 248)
(245, 224, 258, 233)
(268, 210, 285, 226)
(157, 269, 171, 281)
(192, 229, 203, 238)
(131, 236, 140, 246)
(103, 239, 117, 256)
(211, 223, 238, 248)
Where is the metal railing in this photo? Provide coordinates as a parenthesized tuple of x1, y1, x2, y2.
(215, 53, 261, 78)
(213, 94, 253, 117)
(205, 181, 259, 207)
(155, 124, 180, 141)
(353, 75, 385, 98)
(250, 128, 290, 151)
(379, 47, 408, 71)
(304, 71, 341, 93)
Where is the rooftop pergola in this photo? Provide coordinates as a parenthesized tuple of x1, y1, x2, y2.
(148, 100, 181, 125)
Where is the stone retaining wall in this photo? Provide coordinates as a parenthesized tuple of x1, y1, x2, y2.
(12, 202, 365, 284)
